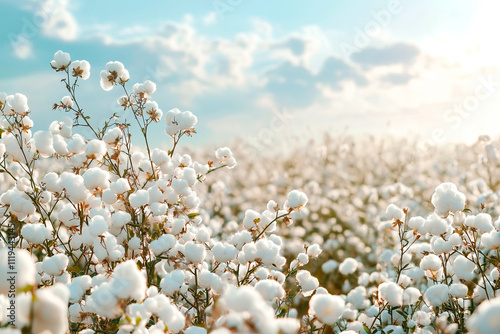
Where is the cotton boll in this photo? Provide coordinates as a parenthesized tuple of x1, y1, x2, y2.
(386, 204, 405, 221)
(307, 243, 322, 257)
(453, 255, 476, 281)
(423, 213, 449, 236)
(450, 283, 468, 298)
(424, 284, 449, 306)
(71, 60, 91, 79)
(83, 167, 110, 190)
(0, 248, 36, 294)
(110, 178, 131, 194)
(129, 189, 149, 208)
(32, 131, 54, 157)
(89, 216, 109, 237)
(403, 287, 421, 305)
(378, 282, 403, 306)
(101, 189, 117, 205)
(322, 260, 338, 274)
(286, 190, 308, 209)
(51, 50, 71, 70)
(242, 209, 261, 230)
(67, 134, 86, 154)
(176, 110, 197, 130)
(160, 270, 185, 296)
(102, 127, 123, 146)
(42, 254, 68, 276)
(465, 214, 494, 234)
(255, 279, 285, 301)
(212, 242, 238, 263)
(149, 234, 176, 256)
(184, 241, 206, 264)
(308, 294, 345, 325)
(128, 236, 141, 251)
(296, 270, 319, 295)
(32, 284, 69, 334)
(468, 295, 500, 333)
(431, 182, 466, 215)
(132, 80, 157, 97)
(21, 223, 51, 244)
(85, 139, 106, 160)
(339, 257, 358, 275)
(420, 254, 442, 271)
(214, 147, 237, 168)
(61, 96, 73, 108)
(110, 260, 146, 301)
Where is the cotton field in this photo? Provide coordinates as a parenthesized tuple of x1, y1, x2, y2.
(1, 52, 500, 334)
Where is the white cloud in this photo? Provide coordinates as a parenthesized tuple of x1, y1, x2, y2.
(29, 0, 78, 41)
(11, 35, 34, 59)
(203, 11, 218, 26)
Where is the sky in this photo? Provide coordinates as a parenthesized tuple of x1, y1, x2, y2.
(1, 0, 500, 154)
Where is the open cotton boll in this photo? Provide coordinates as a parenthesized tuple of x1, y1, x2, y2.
(0, 248, 36, 294)
(287, 190, 308, 209)
(296, 270, 319, 295)
(339, 257, 358, 275)
(110, 178, 131, 194)
(176, 110, 197, 130)
(57, 204, 80, 227)
(403, 287, 421, 305)
(308, 294, 345, 325)
(378, 282, 403, 306)
(165, 108, 181, 135)
(110, 260, 146, 301)
(33, 131, 55, 157)
(420, 254, 442, 271)
(85, 139, 106, 160)
(184, 241, 206, 264)
(422, 213, 449, 236)
(67, 134, 86, 154)
(83, 167, 110, 190)
(449, 283, 468, 298)
(385, 204, 405, 221)
(424, 284, 449, 306)
(6, 93, 29, 116)
(322, 260, 338, 274)
(452, 255, 476, 281)
(242, 209, 261, 230)
(255, 279, 285, 301)
(89, 216, 109, 237)
(129, 189, 149, 208)
(431, 182, 466, 215)
(42, 254, 68, 276)
(149, 234, 176, 256)
(21, 223, 51, 244)
(51, 50, 71, 70)
(465, 214, 494, 234)
(71, 60, 91, 79)
(307, 243, 322, 257)
(160, 270, 185, 296)
(212, 242, 238, 263)
(68, 275, 92, 303)
(32, 284, 69, 334)
(61, 96, 73, 108)
(482, 230, 500, 249)
(102, 127, 123, 146)
(467, 296, 500, 333)
(132, 80, 157, 97)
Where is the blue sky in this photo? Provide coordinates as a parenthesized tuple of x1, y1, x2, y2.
(1, 0, 500, 152)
